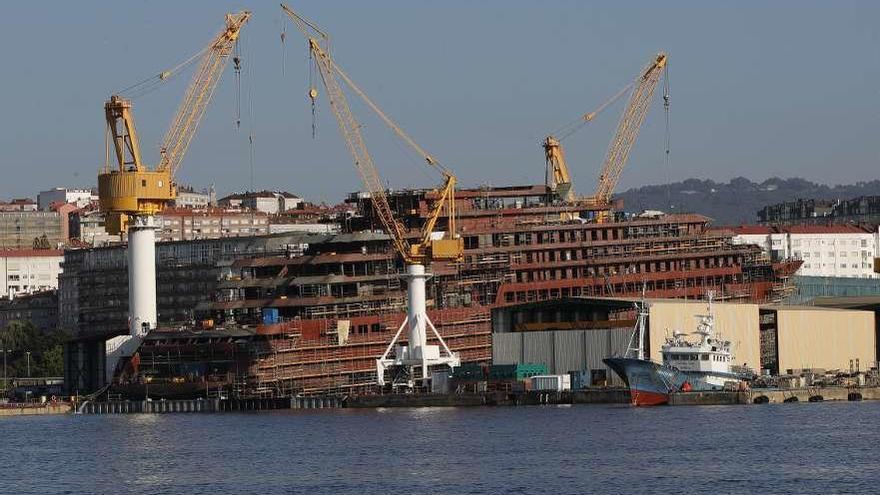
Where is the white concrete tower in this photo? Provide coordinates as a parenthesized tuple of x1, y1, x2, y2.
(404, 264, 431, 378)
(376, 263, 460, 387)
(127, 216, 158, 337)
(104, 215, 158, 384)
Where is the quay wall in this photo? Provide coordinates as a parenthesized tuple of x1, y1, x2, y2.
(0, 402, 71, 416)
(670, 386, 880, 405)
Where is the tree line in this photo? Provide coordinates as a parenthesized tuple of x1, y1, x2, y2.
(0, 321, 65, 378)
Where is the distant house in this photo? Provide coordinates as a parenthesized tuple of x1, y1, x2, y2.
(0, 290, 58, 332)
(0, 210, 67, 249)
(172, 185, 216, 209)
(218, 190, 303, 215)
(758, 196, 880, 226)
(37, 188, 97, 211)
(729, 224, 879, 279)
(0, 198, 38, 212)
(156, 208, 269, 241)
(0, 249, 64, 299)
(69, 208, 122, 246)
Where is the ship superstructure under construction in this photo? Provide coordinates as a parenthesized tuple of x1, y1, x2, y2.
(97, 184, 800, 397)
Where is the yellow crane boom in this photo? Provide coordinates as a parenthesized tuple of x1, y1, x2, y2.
(593, 53, 667, 204)
(99, 11, 251, 234)
(281, 4, 461, 265)
(543, 53, 666, 218)
(158, 12, 251, 177)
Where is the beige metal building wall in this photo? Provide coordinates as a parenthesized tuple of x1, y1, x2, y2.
(774, 307, 875, 373)
(647, 300, 761, 372)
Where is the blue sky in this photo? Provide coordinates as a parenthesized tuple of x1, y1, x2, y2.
(1, 1, 877, 202)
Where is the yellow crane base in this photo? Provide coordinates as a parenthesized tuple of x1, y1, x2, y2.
(98, 170, 176, 234)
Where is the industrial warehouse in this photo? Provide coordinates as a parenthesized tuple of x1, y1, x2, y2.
(492, 298, 876, 386)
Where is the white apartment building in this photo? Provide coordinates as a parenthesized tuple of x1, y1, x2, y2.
(218, 191, 302, 215)
(157, 209, 269, 241)
(0, 249, 64, 298)
(69, 210, 122, 246)
(732, 225, 878, 279)
(38, 188, 97, 210)
(173, 189, 213, 209)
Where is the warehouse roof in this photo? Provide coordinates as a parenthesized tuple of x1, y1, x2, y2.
(810, 296, 880, 311)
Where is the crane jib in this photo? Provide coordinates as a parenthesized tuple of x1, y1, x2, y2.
(283, 4, 462, 265)
(98, 11, 251, 235)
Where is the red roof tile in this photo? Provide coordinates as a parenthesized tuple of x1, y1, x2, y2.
(784, 225, 873, 234)
(730, 225, 775, 235)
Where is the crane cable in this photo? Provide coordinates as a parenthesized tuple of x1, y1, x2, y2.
(551, 80, 634, 142)
(280, 11, 287, 77)
(116, 46, 209, 99)
(663, 64, 672, 210)
(243, 31, 257, 191)
(234, 41, 243, 129)
(309, 50, 318, 139)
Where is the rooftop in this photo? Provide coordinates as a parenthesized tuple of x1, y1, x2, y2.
(159, 207, 268, 217)
(729, 224, 875, 235)
(785, 224, 874, 234)
(220, 190, 301, 201)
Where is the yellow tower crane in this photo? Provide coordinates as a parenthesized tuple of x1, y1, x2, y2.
(281, 3, 462, 388)
(544, 53, 667, 222)
(98, 11, 250, 385)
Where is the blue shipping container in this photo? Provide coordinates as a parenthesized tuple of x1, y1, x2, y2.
(262, 308, 279, 325)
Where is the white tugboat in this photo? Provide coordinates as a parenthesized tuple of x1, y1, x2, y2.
(605, 292, 750, 406)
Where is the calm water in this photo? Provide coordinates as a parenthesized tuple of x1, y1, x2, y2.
(2, 402, 878, 494)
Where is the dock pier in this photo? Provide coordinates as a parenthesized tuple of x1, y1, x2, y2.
(669, 386, 880, 405)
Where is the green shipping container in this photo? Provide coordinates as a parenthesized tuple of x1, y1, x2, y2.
(489, 363, 547, 381)
(452, 363, 486, 381)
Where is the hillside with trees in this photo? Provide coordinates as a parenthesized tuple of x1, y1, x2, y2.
(617, 177, 880, 226)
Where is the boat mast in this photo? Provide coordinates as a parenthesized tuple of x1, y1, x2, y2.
(626, 297, 649, 360)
